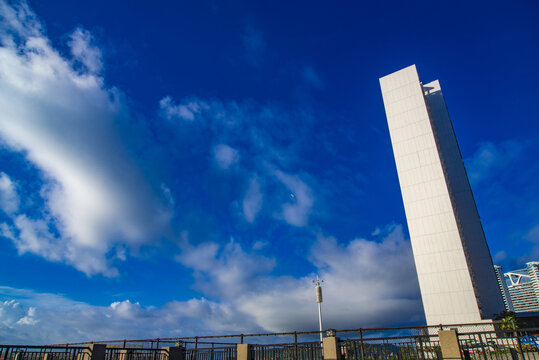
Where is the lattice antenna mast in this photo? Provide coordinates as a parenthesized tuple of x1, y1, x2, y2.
(313, 275, 324, 343)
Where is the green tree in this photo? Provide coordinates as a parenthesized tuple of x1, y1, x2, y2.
(495, 311, 524, 329)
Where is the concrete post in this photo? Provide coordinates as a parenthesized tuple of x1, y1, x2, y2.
(438, 330, 462, 360)
(237, 344, 252, 360)
(323, 337, 341, 360)
(118, 350, 129, 360)
(163, 347, 185, 360)
(80, 344, 106, 360)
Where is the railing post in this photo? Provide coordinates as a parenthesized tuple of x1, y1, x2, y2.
(418, 335, 425, 360)
(323, 336, 341, 360)
(119, 349, 129, 360)
(82, 344, 106, 360)
(294, 332, 298, 360)
(359, 329, 365, 360)
(237, 344, 252, 360)
(438, 330, 462, 360)
(513, 325, 524, 360)
(163, 347, 185, 360)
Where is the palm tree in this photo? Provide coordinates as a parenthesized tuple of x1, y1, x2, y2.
(495, 311, 524, 330)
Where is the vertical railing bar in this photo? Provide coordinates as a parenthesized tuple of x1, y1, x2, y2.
(294, 331, 298, 360)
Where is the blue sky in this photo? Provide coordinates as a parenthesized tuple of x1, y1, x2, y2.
(0, 0, 538, 344)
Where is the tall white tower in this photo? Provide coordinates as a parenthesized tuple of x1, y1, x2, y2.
(379, 65, 505, 325)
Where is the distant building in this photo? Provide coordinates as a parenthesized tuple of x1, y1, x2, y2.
(496, 262, 539, 313)
(379, 65, 505, 325)
(494, 265, 514, 311)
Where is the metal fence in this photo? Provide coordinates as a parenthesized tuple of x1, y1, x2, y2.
(9, 322, 539, 360)
(340, 334, 441, 360)
(185, 345, 236, 360)
(0, 345, 88, 360)
(104, 347, 166, 360)
(456, 328, 539, 360)
(250, 341, 322, 360)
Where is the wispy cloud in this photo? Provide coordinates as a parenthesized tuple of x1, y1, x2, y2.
(465, 140, 523, 184)
(0, 172, 19, 214)
(0, 223, 421, 344)
(156, 95, 318, 228)
(176, 224, 422, 332)
(243, 176, 263, 223)
(68, 27, 103, 74)
(0, 286, 260, 345)
(0, 1, 172, 276)
(273, 170, 314, 227)
(213, 144, 240, 169)
(0, 2, 423, 343)
(159, 96, 204, 121)
(175, 233, 276, 299)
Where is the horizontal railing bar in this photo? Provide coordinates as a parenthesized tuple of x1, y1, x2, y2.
(351, 333, 440, 339)
(51, 322, 512, 346)
(105, 348, 167, 351)
(0, 345, 88, 350)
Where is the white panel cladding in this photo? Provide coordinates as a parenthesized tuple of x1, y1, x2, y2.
(422, 79, 506, 319)
(380, 65, 489, 325)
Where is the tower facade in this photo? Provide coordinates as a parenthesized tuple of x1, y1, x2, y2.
(379, 65, 505, 325)
(499, 262, 539, 313)
(494, 265, 514, 312)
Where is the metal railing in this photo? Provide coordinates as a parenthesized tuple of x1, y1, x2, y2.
(9, 322, 539, 360)
(104, 347, 166, 360)
(185, 345, 236, 360)
(0, 345, 88, 360)
(250, 341, 322, 360)
(340, 334, 441, 360)
(456, 328, 539, 360)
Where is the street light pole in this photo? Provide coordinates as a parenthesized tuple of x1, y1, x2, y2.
(313, 275, 324, 343)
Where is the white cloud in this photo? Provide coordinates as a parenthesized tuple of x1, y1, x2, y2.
(252, 240, 268, 250)
(16, 306, 38, 325)
(274, 170, 314, 227)
(238, 224, 422, 331)
(0, 1, 41, 40)
(175, 234, 276, 299)
(213, 144, 239, 169)
(7, 215, 62, 261)
(466, 140, 522, 184)
(159, 96, 204, 121)
(0, 1, 171, 276)
(176, 225, 422, 332)
(0, 286, 260, 345)
(243, 176, 263, 222)
(0, 172, 19, 214)
(0, 224, 421, 344)
(68, 27, 102, 74)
